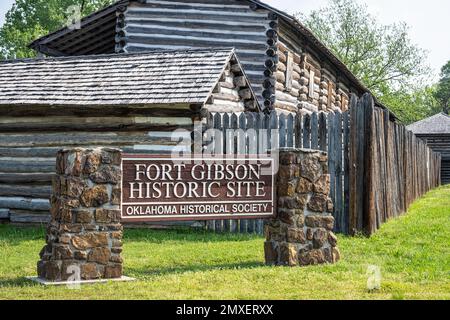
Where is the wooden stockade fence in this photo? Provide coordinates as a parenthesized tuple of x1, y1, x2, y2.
(349, 94, 441, 235)
(203, 108, 349, 235)
(203, 93, 441, 236)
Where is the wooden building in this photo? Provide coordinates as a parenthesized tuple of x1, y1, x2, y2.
(407, 113, 450, 184)
(29, 0, 394, 117)
(0, 48, 258, 223)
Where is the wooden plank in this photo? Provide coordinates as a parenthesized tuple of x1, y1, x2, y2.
(0, 197, 50, 211)
(348, 95, 358, 235)
(0, 159, 55, 173)
(279, 113, 287, 148)
(303, 114, 311, 149)
(269, 111, 279, 151)
(310, 112, 319, 149)
(238, 113, 248, 233)
(0, 173, 54, 184)
(255, 112, 264, 235)
(342, 111, 350, 234)
(213, 113, 224, 232)
(9, 211, 51, 224)
(363, 94, 376, 235)
(318, 112, 327, 152)
(295, 113, 302, 148)
(334, 112, 343, 233)
(222, 112, 232, 233)
(327, 112, 336, 230)
(0, 185, 51, 198)
(0, 208, 10, 219)
(286, 114, 294, 148)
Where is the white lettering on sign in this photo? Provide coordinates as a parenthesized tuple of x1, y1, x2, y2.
(121, 156, 275, 222)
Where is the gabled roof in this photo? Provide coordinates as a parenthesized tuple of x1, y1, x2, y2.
(407, 113, 450, 134)
(29, 0, 128, 56)
(0, 48, 254, 107)
(27, 0, 396, 118)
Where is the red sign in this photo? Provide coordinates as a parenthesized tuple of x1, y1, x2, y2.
(121, 155, 275, 222)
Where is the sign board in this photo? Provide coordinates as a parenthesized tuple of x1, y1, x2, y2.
(121, 155, 275, 222)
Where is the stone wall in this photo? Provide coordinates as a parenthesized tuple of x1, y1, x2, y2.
(37, 148, 123, 281)
(265, 148, 340, 266)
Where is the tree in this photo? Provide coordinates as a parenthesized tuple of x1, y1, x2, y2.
(380, 86, 440, 125)
(0, 0, 114, 60)
(434, 60, 450, 114)
(297, 0, 429, 96)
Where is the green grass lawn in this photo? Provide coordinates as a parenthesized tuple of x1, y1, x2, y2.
(0, 185, 449, 300)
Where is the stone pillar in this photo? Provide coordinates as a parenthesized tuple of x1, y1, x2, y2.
(265, 148, 340, 266)
(37, 148, 123, 281)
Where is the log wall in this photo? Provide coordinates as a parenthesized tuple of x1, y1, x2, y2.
(121, 0, 272, 107)
(0, 106, 196, 224)
(116, 1, 367, 115)
(275, 25, 353, 115)
(414, 133, 450, 184)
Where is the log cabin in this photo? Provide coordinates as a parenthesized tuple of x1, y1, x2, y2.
(407, 113, 450, 185)
(28, 0, 394, 117)
(0, 48, 259, 223)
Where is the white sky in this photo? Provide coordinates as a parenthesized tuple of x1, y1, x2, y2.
(0, 0, 449, 79)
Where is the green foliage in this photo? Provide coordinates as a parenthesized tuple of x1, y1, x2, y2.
(380, 86, 441, 125)
(0, 185, 449, 299)
(297, 0, 440, 124)
(0, 0, 115, 59)
(434, 60, 450, 114)
(297, 0, 429, 95)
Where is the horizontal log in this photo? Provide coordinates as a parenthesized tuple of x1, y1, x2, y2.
(0, 185, 52, 198)
(238, 88, 252, 100)
(0, 208, 9, 219)
(0, 132, 187, 148)
(0, 158, 55, 173)
(273, 101, 298, 113)
(0, 147, 60, 157)
(0, 105, 193, 117)
(0, 197, 50, 211)
(276, 91, 299, 104)
(0, 173, 54, 184)
(212, 92, 241, 102)
(233, 76, 247, 87)
(277, 62, 286, 72)
(275, 71, 285, 83)
(0, 116, 193, 132)
(9, 211, 51, 224)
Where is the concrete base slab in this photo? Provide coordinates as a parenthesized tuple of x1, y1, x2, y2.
(26, 276, 135, 286)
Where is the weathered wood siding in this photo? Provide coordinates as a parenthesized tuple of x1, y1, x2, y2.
(121, 0, 272, 106)
(205, 60, 259, 113)
(348, 94, 441, 235)
(275, 18, 354, 115)
(414, 134, 450, 184)
(0, 107, 195, 224)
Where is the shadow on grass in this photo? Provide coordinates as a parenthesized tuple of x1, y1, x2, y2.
(127, 260, 265, 278)
(0, 262, 265, 288)
(0, 225, 263, 246)
(123, 227, 263, 244)
(0, 277, 40, 288)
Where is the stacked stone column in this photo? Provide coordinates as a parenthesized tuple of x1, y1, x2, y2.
(265, 148, 340, 266)
(37, 148, 123, 281)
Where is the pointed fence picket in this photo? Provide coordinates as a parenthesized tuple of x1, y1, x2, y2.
(204, 109, 350, 235)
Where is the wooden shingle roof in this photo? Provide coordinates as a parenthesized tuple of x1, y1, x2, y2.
(407, 113, 450, 134)
(0, 48, 241, 107)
